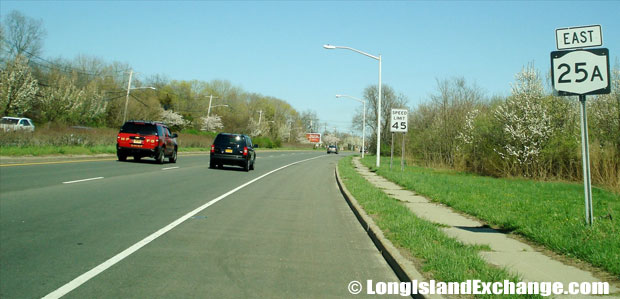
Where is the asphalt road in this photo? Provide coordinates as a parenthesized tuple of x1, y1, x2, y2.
(0, 151, 399, 298)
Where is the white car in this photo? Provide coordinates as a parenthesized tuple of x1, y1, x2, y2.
(0, 117, 35, 132)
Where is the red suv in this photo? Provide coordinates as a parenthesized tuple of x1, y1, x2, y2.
(116, 120, 178, 164)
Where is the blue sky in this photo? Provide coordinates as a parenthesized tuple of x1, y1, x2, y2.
(2, 1, 619, 133)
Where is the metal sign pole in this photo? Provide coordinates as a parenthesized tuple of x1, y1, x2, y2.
(579, 95, 594, 225)
(390, 133, 394, 170)
(401, 133, 405, 171)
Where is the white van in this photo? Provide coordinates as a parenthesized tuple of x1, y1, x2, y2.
(0, 117, 35, 132)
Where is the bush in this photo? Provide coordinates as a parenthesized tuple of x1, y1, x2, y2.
(253, 136, 275, 148)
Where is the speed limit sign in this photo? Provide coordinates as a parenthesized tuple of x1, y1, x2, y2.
(390, 109, 408, 133)
(551, 48, 610, 96)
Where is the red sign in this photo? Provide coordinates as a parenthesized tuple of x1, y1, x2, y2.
(305, 133, 321, 143)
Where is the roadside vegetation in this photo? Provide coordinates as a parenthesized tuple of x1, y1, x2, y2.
(360, 156, 620, 277)
(1, 10, 358, 154)
(346, 65, 619, 193)
(338, 156, 537, 298)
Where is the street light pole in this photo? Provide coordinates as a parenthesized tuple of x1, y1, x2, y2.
(324, 44, 382, 167)
(123, 70, 134, 124)
(336, 94, 366, 158)
(206, 95, 220, 117)
(121, 70, 157, 124)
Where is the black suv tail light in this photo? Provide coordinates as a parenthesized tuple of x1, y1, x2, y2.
(211, 144, 215, 153)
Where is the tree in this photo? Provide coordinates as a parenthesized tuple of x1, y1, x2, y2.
(0, 55, 39, 116)
(160, 109, 188, 131)
(1, 10, 46, 60)
(494, 64, 553, 176)
(201, 115, 224, 132)
(353, 84, 408, 155)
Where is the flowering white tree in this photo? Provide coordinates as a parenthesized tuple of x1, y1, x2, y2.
(37, 73, 106, 124)
(494, 64, 553, 175)
(456, 109, 479, 148)
(160, 109, 188, 129)
(323, 134, 340, 145)
(0, 55, 38, 116)
(201, 115, 223, 132)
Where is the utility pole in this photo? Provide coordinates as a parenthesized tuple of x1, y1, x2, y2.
(206, 95, 220, 117)
(258, 110, 263, 126)
(310, 120, 313, 132)
(122, 70, 134, 124)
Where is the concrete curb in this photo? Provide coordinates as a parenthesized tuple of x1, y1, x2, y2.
(335, 163, 443, 299)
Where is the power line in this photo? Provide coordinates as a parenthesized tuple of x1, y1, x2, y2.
(20, 49, 129, 79)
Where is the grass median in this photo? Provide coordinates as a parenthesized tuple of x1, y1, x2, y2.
(360, 156, 620, 277)
(337, 156, 532, 298)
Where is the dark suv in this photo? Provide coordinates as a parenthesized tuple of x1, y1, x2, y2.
(210, 133, 255, 171)
(116, 120, 178, 164)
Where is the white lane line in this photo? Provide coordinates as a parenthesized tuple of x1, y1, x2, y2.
(161, 167, 179, 171)
(43, 154, 327, 299)
(62, 177, 104, 184)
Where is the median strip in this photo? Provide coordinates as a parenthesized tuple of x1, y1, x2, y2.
(62, 177, 104, 184)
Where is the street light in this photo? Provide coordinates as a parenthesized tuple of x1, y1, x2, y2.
(324, 44, 382, 167)
(208, 104, 229, 117)
(122, 85, 157, 123)
(336, 95, 366, 158)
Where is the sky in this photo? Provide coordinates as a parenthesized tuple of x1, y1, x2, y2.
(2, 1, 619, 134)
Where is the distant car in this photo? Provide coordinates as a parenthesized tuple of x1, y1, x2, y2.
(210, 133, 256, 171)
(327, 144, 339, 154)
(116, 120, 178, 164)
(0, 117, 35, 132)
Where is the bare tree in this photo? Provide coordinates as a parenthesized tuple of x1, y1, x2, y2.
(1, 10, 46, 60)
(352, 84, 408, 154)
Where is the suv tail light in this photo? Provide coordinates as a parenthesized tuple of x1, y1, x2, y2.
(243, 146, 248, 156)
(211, 144, 215, 153)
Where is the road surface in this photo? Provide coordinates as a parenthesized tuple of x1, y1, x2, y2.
(0, 151, 399, 298)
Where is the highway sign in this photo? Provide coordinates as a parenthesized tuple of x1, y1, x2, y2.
(551, 48, 610, 96)
(556, 25, 602, 50)
(390, 109, 408, 133)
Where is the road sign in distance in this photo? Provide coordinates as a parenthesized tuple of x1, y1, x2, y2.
(305, 133, 321, 143)
(556, 25, 602, 50)
(551, 48, 610, 96)
(390, 109, 408, 133)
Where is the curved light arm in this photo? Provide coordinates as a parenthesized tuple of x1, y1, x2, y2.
(128, 87, 157, 91)
(323, 45, 380, 61)
(211, 104, 229, 108)
(336, 94, 365, 104)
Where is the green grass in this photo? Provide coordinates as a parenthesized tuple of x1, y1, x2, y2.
(361, 156, 620, 276)
(0, 145, 116, 156)
(337, 156, 536, 298)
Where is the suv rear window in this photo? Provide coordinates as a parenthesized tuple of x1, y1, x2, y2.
(1, 118, 18, 125)
(214, 134, 246, 147)
(120, 122, 158, 135)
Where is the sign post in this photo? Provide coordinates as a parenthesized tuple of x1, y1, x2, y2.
(551, 25, 610, 225)
(390, 109, 408, 171)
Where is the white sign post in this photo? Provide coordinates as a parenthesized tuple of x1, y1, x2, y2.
(551, 25, 610, 226)
(390, 109, 408, 170)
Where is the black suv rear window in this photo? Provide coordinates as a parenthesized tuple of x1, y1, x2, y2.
(120, 123, 158, 135)
(214, 134, 246, 147)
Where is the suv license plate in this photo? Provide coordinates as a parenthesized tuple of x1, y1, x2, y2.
(225, 149, 233, 153)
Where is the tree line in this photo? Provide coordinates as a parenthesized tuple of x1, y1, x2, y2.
(0, 10, 328, 146)
(353, 64, 619, 191)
